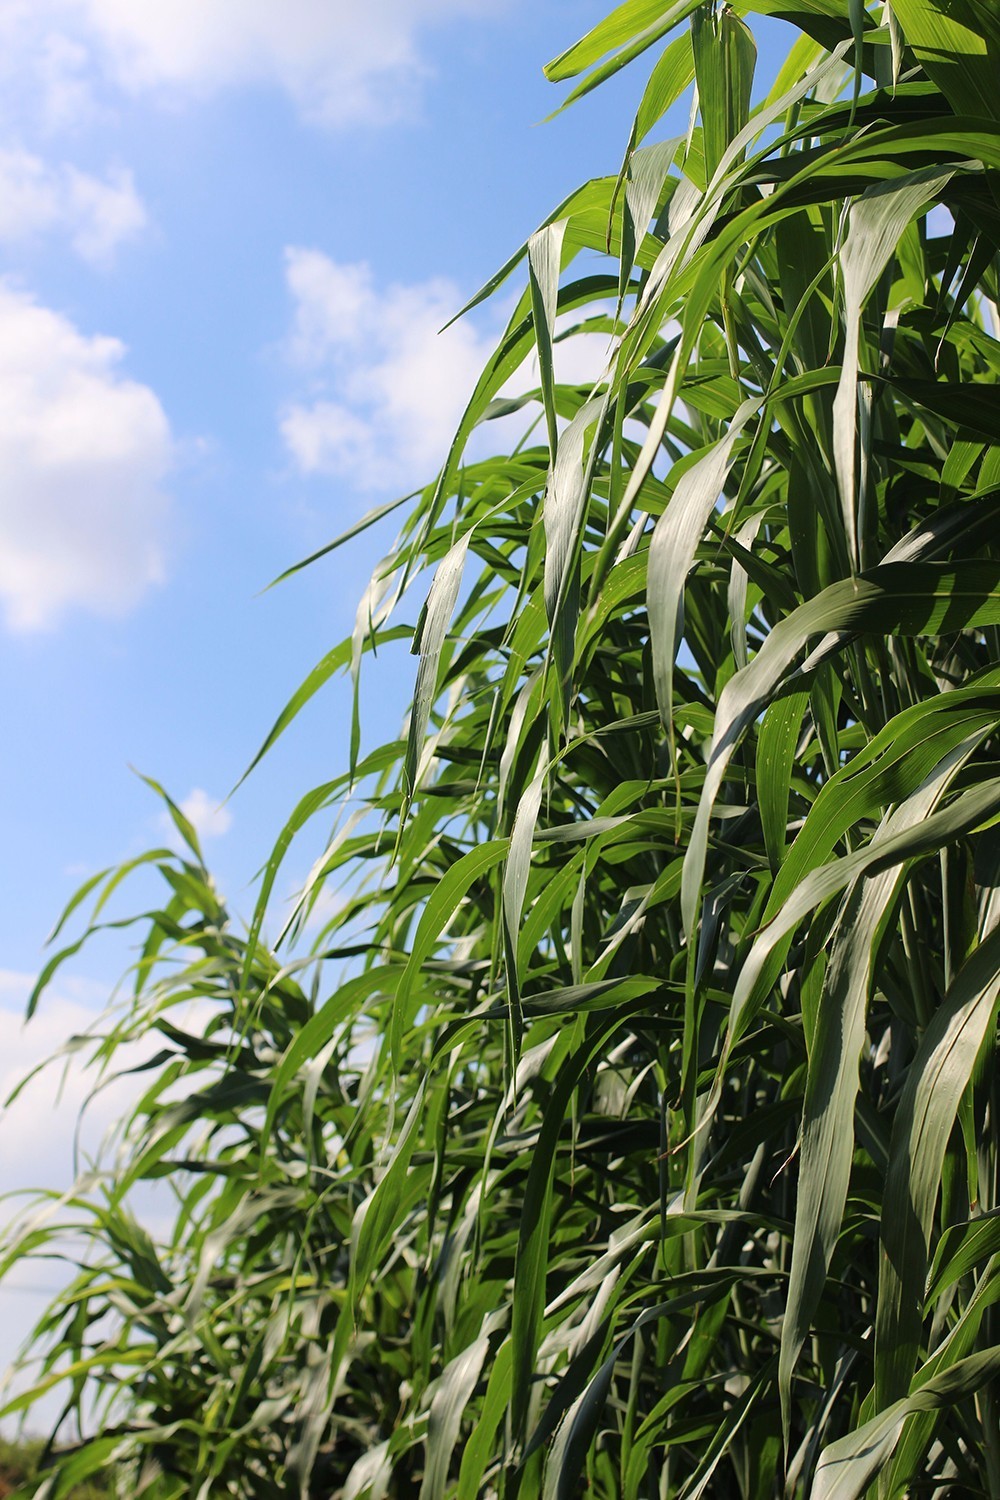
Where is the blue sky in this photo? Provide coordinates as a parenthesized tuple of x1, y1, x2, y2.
(0, 0, 792, 1413)
(0, 0, 635, 994)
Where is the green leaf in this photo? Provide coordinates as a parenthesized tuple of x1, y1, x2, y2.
(404, 533, 471, 808)
(813, 1347, 1000, 1500)
(833, 168, 953, 570)
(756, 692, 809, 875)
(778, 743, 985, 1437)
(691, 2, 757, 181)
(391, 839, 509, 1066)
(889, 0, 1000, 121)
(647, 398, 760, 736)
(528, 217, 570, 463)
(682, 560, 1000, 936)
(545, 0, 697, 82)
(875, 924, 1000, 1407)
(419, 1330, 492, 1500)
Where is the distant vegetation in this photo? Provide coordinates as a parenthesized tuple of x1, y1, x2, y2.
(0, 1438, 106, 1497)
(3, 0, 1000, 1495)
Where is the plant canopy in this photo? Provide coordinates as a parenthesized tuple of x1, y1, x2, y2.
(3, 1, 1000, 1496)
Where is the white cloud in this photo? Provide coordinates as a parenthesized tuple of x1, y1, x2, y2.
(0, 146, 147, 264)
(280, 247, 612, 491)
(281, 248, 496, 490)
(174, 788, 233, 842)
(0, 282, 172, 632)
(0, 0, 501, 130)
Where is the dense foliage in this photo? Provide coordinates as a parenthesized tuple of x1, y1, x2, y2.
(3, 0, 1000, 1495)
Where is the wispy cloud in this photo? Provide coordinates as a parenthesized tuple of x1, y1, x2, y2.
(0, 147, 147, 265)
(0, 1, 506, 131)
